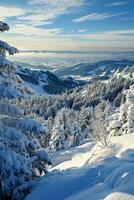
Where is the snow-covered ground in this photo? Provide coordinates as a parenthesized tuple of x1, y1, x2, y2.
(26, 134, 134, 200)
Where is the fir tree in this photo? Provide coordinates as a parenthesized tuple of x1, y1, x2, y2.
(0, 21, 18, 71)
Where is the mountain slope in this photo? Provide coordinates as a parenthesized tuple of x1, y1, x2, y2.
(0, 67, 34, 99)
(26, 134, 134, 200)
(17, 66, 84, 95)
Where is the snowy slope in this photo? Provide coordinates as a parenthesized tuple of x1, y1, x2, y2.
(0, 67, 35, 98)
(0, 64, 84, 99)
(26, 134, 134, 200)
(17, 66, 83, 95)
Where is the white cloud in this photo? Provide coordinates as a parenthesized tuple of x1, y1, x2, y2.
(27, 0, 85, 8)
(23, 0, 85, 25)
(18, 13, 54, 26)
(3, 28, 134, 51)
(78, 29, 88, 33)
(10, 24, 62, 36)
(73, 29, 134, 42)
(0, 6, 25, 21)
(108, 1, 129, 7)
(0, 0, 85, 26)
(73, 12, 126, 23)
(105, 29, 134, 35)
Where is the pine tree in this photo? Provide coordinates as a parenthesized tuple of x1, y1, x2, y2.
(107, 85, 134, 136)
(0, 21, 51, 200)
(0, 21, 9, 32)
(91, 101, 111, 147)
(0, 21, 18, 72)
(78, 106, 91, 137)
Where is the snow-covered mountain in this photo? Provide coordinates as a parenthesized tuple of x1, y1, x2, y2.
(0, 64, 84, 99)
(55, 60, 134, 80)
(1, 19, 134, 200)
(17, 66, 84, 95)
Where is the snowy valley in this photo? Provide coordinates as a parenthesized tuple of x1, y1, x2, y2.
(1, 20, 134, 200)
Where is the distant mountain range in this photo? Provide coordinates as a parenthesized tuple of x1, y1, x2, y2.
(55, 60, 134, 80)
(2, 59, 133, 98)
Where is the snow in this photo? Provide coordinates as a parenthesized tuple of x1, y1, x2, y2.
(0, 103, 23, 117)
(26, 134, 134, 200)
(35, 148, 52, 164)
(24, 81, 48, 96)
(0, 55, 13, 67)
(0, 40, 19, 55)
(16, 118, 46, 133)
(0, 68, 35, 98)
(50, 142, 95, 170)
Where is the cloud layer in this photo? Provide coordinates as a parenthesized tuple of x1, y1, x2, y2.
(0, 0, 133, 51)
(0, 6, 25, 21)
(23, 0, 85, 25)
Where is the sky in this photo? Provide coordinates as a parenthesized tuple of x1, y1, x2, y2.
(0, 0, 134, 52)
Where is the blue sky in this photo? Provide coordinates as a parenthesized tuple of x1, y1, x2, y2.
(0, 0, 134, 51)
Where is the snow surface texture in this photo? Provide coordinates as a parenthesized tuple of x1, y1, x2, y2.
(26, 134, 134, 200)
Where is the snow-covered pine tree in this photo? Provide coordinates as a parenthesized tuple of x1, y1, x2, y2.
(49, 108, 83, 151)
(124, 85, 134, 134)
(0, 21, 35, 98)
(91, 101, 111, 147)
(78, 106, 91, 138)
(107, 85, 134, 136)
(0, 101, 52, 200)
(0, 21, 18, 72)
(49, 108, 68, 151)
(0, 21, 51, 200)
(0, 21, 9, 32)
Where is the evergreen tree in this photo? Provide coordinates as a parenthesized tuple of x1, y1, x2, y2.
(0, 22, 51, 200)
(91, 101, 111, 147)
(0, 21, 18, 71)
(78, 106, 91, 138)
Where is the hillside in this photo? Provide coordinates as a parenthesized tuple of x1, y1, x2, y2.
(0, 63, 84, 99)
(26, 133, 134, 200)
(17, 66, 84, 95)
(1, 61, 134, 200)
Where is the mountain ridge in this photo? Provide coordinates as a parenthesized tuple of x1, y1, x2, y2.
(55, 59, 134, 80)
